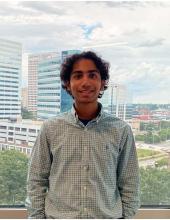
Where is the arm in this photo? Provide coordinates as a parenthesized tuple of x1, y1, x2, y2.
(25, 122, 52, 219)
(117, 125, 140, 219)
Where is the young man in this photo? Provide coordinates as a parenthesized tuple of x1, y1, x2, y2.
(26, 51, 140, 219)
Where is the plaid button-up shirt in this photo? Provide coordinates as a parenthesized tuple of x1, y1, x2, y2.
(26, 104, 140, 219)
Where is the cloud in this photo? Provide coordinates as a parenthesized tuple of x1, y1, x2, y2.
(0, 1, 170, 103)
(138, 38, 165, 47)
(19, 1, 66, 16)
(102, 1, 146, 10)
(79, 22, 102, 39)
(108, 61, 170, 104)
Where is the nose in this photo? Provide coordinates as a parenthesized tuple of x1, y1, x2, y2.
(80, 75, 91, 87)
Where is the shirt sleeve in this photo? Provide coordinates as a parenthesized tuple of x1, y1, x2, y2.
(25, 122, 52, 219)
(117, 124, 140, 219)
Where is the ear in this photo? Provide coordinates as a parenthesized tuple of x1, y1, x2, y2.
(100, 80, 105, 91)
(65, 81, 71, 91)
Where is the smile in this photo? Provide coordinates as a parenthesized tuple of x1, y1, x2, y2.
(79, 90, 94, 94)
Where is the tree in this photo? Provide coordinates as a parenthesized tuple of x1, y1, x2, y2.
(0, 150, 28, 205)
(21, 107, 35, 120)
(140, 168, 170, 205)
(144, 131, 153, 144)
(135, 134, 145, 142)
(159, 130, 168, 141)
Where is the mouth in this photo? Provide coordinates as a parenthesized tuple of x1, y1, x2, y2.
(79, 90, 94, 95)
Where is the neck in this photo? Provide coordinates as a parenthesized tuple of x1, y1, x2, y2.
(74, 102, 99, 120)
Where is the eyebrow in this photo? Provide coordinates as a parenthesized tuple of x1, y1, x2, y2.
(71, 69, 99, 74)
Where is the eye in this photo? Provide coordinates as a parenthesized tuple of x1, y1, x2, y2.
(73, 73, 82, 79)
(89, 72, 98, 79)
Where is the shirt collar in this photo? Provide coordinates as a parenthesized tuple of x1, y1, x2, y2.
(70, 102, 104, 125)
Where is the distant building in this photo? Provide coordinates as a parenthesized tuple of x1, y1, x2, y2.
(28, 50, 81, 119)
(28, 52, 57, 117)
(37, 55, 61, 119)
(0, 39, 22, 119)
(151, 109, 170, 120)
(60, 50, 81, 113)
(101, 82, 132, 120)
(61, 50, 81, 61)
(127, 119, 141, 134)
(36, 50, 81, 119)
(133, 108, 152, 120)
(0, 119, 42, 155)
(21, 87, 28, 109)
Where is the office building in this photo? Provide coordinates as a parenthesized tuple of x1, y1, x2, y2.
(0, 39, 22, 119)
(28, 52, 57, 117)
(60, 50, 81, 112)
(101, 82, 132, 120)
(37, 50, 81, 119)
(21, 87, 28, 109)
(37, 55, 61, 119)
(0, 119, 42, 155)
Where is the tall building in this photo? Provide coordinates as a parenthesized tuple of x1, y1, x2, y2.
(61, 50, 81, 61)
(28, 52, 57, 117)
(37, 55, 61, 119)
(101, 82, 132, 121)
(37, 50, 81, 120)
(0, 39, 22, 119)
(21, 87, 28, 109)
(60, 50, 81, 112)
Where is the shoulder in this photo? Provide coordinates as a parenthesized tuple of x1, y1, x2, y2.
(102, 111, 131, 131)
(38, 111, 72, 142)
(40, 111, 71, 132)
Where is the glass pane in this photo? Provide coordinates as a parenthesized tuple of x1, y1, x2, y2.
(0, 1, 169, 207)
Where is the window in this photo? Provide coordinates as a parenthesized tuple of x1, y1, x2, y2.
(15, 127, 20, 131)
(8, 132, 13, 135)
(8, 127, 14, 130)
(28, 129, 36, 133)
(0, 126, 7, 129)
(0, 1, 169, 210)
(8, 137, 13, 142)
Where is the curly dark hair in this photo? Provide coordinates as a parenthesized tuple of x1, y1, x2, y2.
(60, 51, 110, 98)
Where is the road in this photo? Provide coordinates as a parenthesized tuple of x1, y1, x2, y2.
(136, 141, 170, 168)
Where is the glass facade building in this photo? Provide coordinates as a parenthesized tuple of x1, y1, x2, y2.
(28, 52, 57, 117)
(0, 39, 22, 119)
(60, 50, 81, 113)
(37, 50, 81, 120)
(100, 82, 132, 121)
(37, 55, 61, 120)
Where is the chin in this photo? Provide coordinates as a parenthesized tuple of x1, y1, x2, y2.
(77, 98, 97, 104)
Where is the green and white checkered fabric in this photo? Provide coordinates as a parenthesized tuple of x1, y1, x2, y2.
(26, 103, 140, 219)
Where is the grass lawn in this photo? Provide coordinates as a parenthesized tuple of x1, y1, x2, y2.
(137, 148, 161, 158)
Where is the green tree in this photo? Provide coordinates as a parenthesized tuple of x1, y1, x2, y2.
(135, 134, 145, 142)
(159, 130, 167, 141)
(0, 150, 28, 205)
(153, 135, 161, 143)
(140, 168, 170, 205)
(160, 121, 170, 129)
(21, 107, 35, 120)
(144, 132, 153, 144)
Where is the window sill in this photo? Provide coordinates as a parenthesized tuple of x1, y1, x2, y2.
(0, 208, 170, 219)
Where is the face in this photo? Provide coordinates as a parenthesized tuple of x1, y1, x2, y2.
(66, 58, 104, 105)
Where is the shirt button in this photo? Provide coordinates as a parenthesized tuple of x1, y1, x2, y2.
(84, 186, 87, 190)
(84, 165, 88, 170)
(84, 207, 87, 211)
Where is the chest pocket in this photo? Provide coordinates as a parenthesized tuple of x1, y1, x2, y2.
(90, 140, 119, 164)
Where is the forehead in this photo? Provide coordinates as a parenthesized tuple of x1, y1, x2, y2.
(72, 58, 98, 71)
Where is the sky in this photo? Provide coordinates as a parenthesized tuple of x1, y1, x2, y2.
(0, 0, 170, 104)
